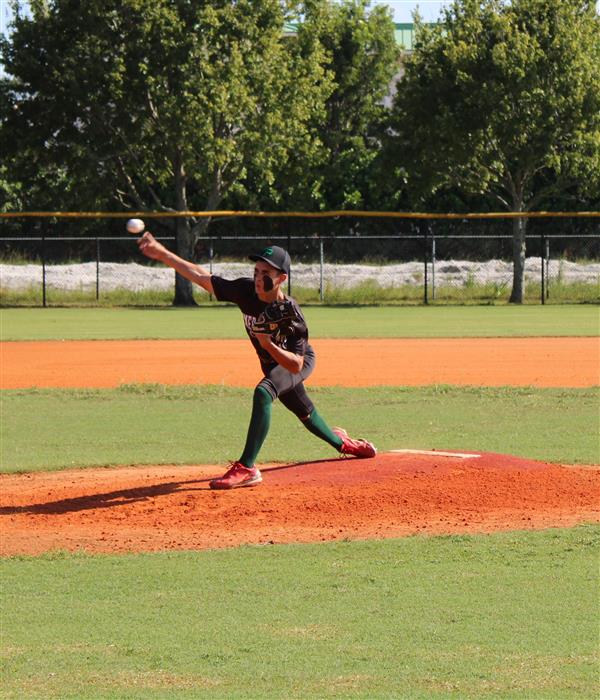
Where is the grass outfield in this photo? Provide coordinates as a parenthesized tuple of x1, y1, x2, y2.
(1, 385, 598, 472)
(2, 305, 598, 699)
(1, 304, 599, 340)
(2, 526, 598, 699)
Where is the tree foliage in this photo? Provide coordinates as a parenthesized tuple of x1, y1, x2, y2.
(278, 0, 399, 210)
(223, 0, 399, 214)
(1, 0, 332, 303)
(387, 0, 600, 301)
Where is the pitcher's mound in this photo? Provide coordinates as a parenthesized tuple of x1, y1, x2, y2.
(1, 451, 598, 555)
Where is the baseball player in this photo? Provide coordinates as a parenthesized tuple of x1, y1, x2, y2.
(137, 233, 377, 489)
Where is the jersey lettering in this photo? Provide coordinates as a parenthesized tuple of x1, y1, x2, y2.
(211, 275, 310, 370)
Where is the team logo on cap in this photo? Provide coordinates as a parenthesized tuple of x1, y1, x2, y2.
(263, 247, 273, 256)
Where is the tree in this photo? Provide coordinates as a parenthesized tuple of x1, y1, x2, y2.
(235, 0, 399, 214)
(387, 0, 600, 302)
(295, 0, 399, 210)
(1, 0, 331, 304)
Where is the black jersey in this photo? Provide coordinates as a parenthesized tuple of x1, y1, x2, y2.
(211, 276, 311, 370)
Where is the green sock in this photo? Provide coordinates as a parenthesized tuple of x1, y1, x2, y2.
(239, 386, 273, 468)
(301, 408, 343, 450)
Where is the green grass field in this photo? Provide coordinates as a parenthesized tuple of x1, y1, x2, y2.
(1, 305, 598, 699)
(1, 385, 598, 472)
(2, 527, 598, 699)
(1, 304, 598, 340)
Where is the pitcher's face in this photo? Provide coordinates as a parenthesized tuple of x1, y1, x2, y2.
(254, 261, 285, 300)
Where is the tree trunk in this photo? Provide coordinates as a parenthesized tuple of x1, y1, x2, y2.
(172, 151, 197, 306)
(173, 217, 198, 306)
(509, 215, 527, 304)
(172, 161, 223, 305)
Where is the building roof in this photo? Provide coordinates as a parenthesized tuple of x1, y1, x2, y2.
(394, 23, 420, 51)
(282, 22, 424, 51)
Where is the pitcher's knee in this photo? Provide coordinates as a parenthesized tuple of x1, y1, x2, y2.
(255, 381, 276, 403)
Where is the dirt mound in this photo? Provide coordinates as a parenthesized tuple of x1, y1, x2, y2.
(2, 451, 598, 555)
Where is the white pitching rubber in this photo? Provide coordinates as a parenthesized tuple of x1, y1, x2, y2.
(389, 449, 481, 459)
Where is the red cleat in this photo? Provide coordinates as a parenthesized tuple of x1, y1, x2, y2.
(209, 462, 263, 490)
(333, 427, 377, 458)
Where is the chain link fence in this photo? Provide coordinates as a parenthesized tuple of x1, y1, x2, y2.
(1, 214, 598, 306)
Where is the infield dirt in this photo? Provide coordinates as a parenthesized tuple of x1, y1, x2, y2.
(1, 337, 598, 555)
(2, 336, 598, 388)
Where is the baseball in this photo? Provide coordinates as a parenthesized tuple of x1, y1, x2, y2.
(126, 218, 145, 234)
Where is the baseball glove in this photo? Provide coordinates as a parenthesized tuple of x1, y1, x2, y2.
(252, 300, 306, 339)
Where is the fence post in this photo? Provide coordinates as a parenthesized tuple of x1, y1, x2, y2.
(545, 237, 550, 300)
(423, 221, 429, 305)
(540, 234, 545, 305)
(431, 231, 436, 302)
(95, 237, 100, 301)
(208, 237, 214, 302)
(41, 224, 47, 308)
(319, 238, 324, 302)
